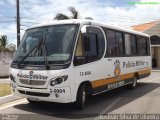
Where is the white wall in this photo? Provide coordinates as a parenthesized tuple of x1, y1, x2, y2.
(0, 52, 14, 77)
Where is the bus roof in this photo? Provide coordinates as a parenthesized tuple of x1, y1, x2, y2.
(28, 19, 149, 37)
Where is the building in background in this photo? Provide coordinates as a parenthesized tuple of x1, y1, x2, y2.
(132, 20, 160, 69)
(7, 43, 16, 52)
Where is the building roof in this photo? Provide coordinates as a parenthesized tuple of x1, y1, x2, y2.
(132, 20, 160, 32)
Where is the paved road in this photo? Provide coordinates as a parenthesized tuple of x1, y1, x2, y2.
(0, 72, 160, 120)
(0, 78, 10, 84)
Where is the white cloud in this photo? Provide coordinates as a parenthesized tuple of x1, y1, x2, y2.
(0, 24, 16, 44)
(0, 0, 15, 7)
(0, 1, 5, 6)
(20, 0, 160, 26)
(6, 0, 15, 6)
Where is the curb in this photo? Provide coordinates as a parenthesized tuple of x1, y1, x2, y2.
(0, 94, 23, 105)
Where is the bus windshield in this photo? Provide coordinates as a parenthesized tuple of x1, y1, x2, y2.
(13, 24, 78, 67)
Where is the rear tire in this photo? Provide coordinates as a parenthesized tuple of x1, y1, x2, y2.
(129, 75, 138, 89)
(75, 84, 87, 109)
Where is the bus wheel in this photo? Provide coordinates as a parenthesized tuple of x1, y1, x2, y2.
(130, 76, 138, 89)
(75, 84, 86, 109)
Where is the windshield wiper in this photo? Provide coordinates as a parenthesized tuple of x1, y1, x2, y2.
(17, 38, 43, 68)
(17, 34, 50, 69)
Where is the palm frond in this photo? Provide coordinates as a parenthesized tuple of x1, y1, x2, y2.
(68, 7, 79, 19)
(54, 13, 70, 20)
(0, 35, 8, 49)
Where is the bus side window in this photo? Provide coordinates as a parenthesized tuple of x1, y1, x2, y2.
(83, 33, 98, 59)
(104, 29, 124, 57)
(74, 33, 98, 65)
(74, 26, 105, 66)
(125, 34, 132, 55)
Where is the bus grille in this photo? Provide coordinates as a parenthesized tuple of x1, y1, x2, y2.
(19, 79, 46, 86)
(18, 90, 50, 97)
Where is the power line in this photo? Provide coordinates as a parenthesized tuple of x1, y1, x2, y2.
(102, 13, 160, 20)
(104, 16, 160, 22)
(0, 14, 159, 24)
(0, 16, 16, 19)
(0, 21, 15, 23)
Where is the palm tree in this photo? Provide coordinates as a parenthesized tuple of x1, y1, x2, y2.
(0, 35, 9, 52)
(54, 7, 80, 20)
(85, 17, 93, 20)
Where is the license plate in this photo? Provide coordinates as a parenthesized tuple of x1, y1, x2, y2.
(28, 97, 39, 101)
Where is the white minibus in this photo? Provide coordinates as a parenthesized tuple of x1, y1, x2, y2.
(10, 19, 151, 109)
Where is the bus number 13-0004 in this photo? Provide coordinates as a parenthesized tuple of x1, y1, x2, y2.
(80, 71, 91, 76)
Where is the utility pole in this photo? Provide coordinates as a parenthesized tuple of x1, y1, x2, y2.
(16, 0, 20, 49)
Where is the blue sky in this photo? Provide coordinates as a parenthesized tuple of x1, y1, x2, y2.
(0, 0, 160, 47)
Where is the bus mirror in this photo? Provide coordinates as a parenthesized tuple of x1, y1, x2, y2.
(81, 25, 88, 33)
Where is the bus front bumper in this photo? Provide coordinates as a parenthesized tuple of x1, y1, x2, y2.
(11, 83, 72, 103)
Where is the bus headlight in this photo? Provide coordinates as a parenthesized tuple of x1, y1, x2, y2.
(10, 74, 15, 83)
(50, 75, 68, 86)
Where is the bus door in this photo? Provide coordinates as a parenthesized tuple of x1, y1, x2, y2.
(73, 25, 109, 93)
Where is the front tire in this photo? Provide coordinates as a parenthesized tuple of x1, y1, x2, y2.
(75, 84, 87, 109)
